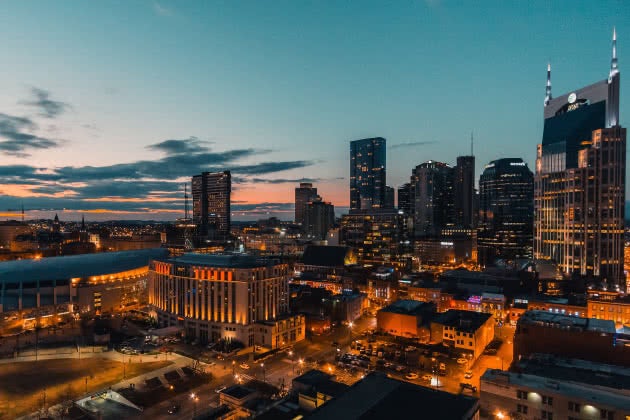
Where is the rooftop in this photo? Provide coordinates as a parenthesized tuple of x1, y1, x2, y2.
(516, 354, 630, 391)
(161, 253, 270, 268)
(481, 368, 630, 411)
(302, 245, 351, 267)
(378, 299, 435, 316)
(0, 248, 168, 283)
(517, 310, 615, 333)
(221, 385, 256, 400)
(306, 372, 478, 419)
(432, 309, 493, 332)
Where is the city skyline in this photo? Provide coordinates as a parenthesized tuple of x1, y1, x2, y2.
(0, 2, 628, 221)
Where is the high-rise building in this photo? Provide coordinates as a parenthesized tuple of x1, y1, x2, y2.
(350, 137, 386, 211)
(192, 171, 231, 239)
(294, 182, 318, 226)
(340, 209, 403, 266)
(148, 253, 305, 348)
(397, 183, 413, 215)
(534, 30, 625, 288)
(478, 158, 534, 266)
(454, 155, 475, 229)
(304, 197, 335, 240)
(411, 160, 454, 237)
(384, 186, 395, 209)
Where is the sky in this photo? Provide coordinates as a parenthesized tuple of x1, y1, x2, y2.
(0, 0, 628, 221)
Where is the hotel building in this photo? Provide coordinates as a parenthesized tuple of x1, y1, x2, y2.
(148, 253, 304, 348)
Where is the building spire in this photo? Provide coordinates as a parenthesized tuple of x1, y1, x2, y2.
(470, 131, 474, 156)
(544, 62, 552, 106)
(610, 27, 619, 81)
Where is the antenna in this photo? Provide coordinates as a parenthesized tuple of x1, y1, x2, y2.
(470, 131, 474, 156)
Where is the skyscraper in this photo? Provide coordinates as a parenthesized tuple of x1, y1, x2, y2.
(384, 186, 395, 209)
(304, 197, 335, 240)
(534, 30, 625, 289)
(192, 171, 231, 239)
(397, 183, 413, 215)
(478, 158, 534, 266)
(350, 137, 386, 210)
(454, 155, 475, 229)
(295, 182, 318, 226)
(411, 160, 454, 237)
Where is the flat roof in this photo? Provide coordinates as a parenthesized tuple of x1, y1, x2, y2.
(481, 369, 630, 411)
(432, 310, 492, 332)
(0, 248, 168, 283)
(221, 385, 255, 400)
(160, 253, 269, 268)
(518, 310, 615, 333)
(378, 299, 434, 316)
(517, 354, 630, 391)
(306, 372, 478, 419)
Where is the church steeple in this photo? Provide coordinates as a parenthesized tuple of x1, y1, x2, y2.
(609, 27, 619, 82)
(544, 62, 552, 106)
(81, 214, 85, 232)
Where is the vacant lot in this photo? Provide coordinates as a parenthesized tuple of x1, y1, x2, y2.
(0, 358, 171, 419)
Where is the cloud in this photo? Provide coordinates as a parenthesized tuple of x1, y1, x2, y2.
(389, 140, 438, 149)
(21, 87, 71, 118)
(0, 113, 61, 157)
(147, 137, 211, 155)
(153, 2, 173, 16)
(245, 177, 321, 184)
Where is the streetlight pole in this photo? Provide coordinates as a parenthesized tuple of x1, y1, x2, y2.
(190, 393, 198, 419)
(260, 363, 265, 382)
(232, 360, 236, 375)
(288, 351, 294, 374)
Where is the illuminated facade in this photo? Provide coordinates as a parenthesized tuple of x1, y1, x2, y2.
(478, 158, 534, 266)
(339, 209, 404, 266)
(148, 253, 304, 347)
(350, 137, 386, 211)
(534, 31, 626, 288)
(192, 171, 231, 239)
(411, 160, 453, 237)
(588, 296, 630, 327)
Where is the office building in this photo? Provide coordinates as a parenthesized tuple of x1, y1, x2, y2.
(411, 160, 454, 237)
(303, 197, 335, 240)
(481, 357, 630, 420)
(148, 253, 305, 348)
(376, 300, 436, 340)
(339, 209, 404, 266)
(454, 155, 475, 229)
(430, 309, 494, 361)
(350, 137, 386, 210)
(295, 182, 318, 226)
(534, 31, 625, 288)
(514, 310, 630, 367)
(192, 171, 231, 239)
(478, 158, 534, 266)
(397, 183, 413, 215)
(384, 186, 395, 209)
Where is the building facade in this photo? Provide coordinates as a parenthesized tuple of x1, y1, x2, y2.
(339, 209, 404, 266)
(411, 160, 454, 238)
(350, 137, 386, 211)
(534, 32, 625, 288)
(303, 197, 335, 240)
(148, 253, 304, 348)
(397, 183, 413, 215)
(454, 155, 475, 229)
(192, 171, 231, 239)
(295, 182, 318, 226)
(478, 158, 534, 266)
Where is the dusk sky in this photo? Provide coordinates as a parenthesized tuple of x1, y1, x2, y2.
(0, 1, 628, 221)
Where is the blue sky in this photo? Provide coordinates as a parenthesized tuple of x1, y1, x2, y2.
(0, 1, 628, 220)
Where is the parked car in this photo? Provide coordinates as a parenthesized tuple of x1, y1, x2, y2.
(215, 385, 227, 393)
(457, 358, 468, 365)
(240, 363, 250, 370)
(464, 370, 473, 379)
(167, 404, 180, 414)
(422, 374, 433, 382)
(405, 372, 419, 380)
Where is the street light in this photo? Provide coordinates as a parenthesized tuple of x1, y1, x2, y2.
(288, 351, 294, 374)
(232, 360, 236, 375)
(260, 363, 265, 382)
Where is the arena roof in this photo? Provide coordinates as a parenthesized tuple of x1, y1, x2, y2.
(0, 248, 169, 283)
